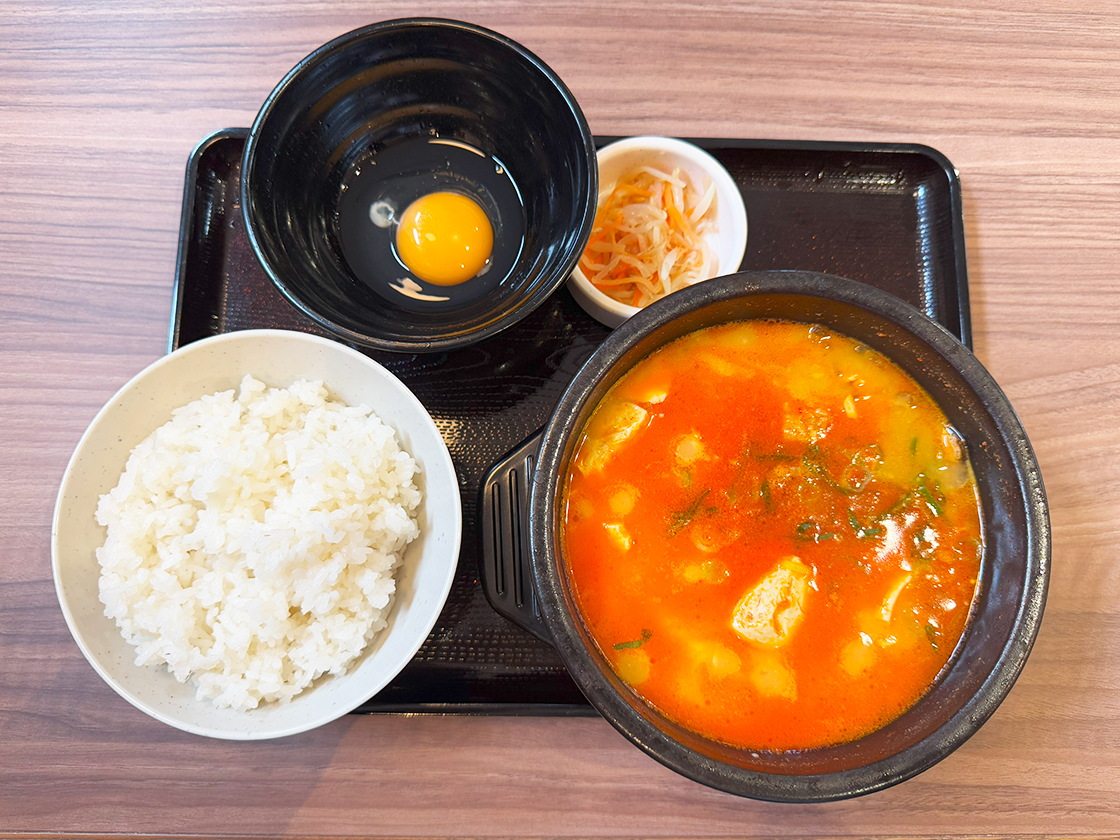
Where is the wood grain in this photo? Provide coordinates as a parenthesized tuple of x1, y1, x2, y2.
(4, 0, 1120, 836)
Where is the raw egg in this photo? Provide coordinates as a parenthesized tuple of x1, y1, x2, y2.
(395, 191, 494, 286)
(335, 136, 526, 312)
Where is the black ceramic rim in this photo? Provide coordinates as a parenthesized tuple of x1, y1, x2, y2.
(240, 18, 598, 353)
(529, 270, 1050, 802)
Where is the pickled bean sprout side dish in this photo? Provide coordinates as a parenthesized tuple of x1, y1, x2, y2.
(579, 165, 718, 308)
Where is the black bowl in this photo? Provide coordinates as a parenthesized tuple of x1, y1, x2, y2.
(530, 270, 1050, 802)
(241, 19, 597, 352)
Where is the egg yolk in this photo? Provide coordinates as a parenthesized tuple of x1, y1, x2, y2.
(395, 191, 494, 286)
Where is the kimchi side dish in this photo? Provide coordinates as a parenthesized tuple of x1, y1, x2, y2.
(562, 320, 984, 751)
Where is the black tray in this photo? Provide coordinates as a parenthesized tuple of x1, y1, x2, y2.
(173, 128, 970, 714)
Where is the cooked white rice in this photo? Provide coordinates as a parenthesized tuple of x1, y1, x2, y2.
(95, 375, 422, 711)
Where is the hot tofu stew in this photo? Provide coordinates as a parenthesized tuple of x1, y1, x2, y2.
(562, 320, 983, 751)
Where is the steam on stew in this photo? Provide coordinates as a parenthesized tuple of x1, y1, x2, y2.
(562, 320, 984, 751)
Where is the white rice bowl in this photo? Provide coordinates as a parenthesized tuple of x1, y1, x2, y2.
(96, 375, 421, 711)
(52, 330, 461, 739)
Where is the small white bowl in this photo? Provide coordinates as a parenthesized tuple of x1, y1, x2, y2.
(52, 329, 462, 740)
(567, 136, 748, 328)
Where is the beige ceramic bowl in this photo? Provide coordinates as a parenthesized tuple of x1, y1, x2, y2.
(567, 136, 748, 328)
(52, 329, 461, 739)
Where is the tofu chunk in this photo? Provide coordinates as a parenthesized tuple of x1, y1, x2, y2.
(576, 402, 648, 474)
(731, 558, 812, 646)
(749, 649, 798, 700)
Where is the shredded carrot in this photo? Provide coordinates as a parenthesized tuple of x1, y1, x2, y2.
(579, 165, 717, 308)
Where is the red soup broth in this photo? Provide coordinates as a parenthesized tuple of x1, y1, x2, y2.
(562, 320, 983, 751)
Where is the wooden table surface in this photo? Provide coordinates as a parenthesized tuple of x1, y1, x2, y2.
(4, 0, 1119, 836)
